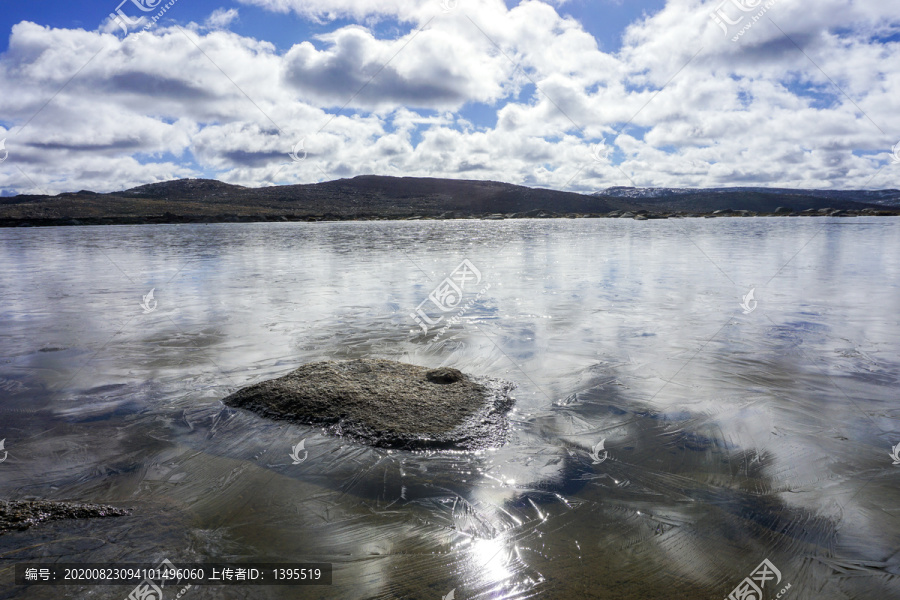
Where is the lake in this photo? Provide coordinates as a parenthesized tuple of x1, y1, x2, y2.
(1, 217, 899, 599)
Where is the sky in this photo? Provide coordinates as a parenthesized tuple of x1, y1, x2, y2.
(0, 0, 897, 196)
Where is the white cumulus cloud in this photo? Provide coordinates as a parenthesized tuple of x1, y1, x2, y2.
(0, 0, 897, 195)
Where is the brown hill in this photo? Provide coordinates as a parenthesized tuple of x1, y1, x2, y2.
(1, 175, 896, 226)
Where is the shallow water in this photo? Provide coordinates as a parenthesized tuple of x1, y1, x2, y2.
(0, 217, 899, 599)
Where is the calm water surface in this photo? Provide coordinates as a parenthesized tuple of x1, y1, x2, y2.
(1, 218, 899, 599)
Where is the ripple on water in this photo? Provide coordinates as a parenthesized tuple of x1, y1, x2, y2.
(0, 219, 899, 599)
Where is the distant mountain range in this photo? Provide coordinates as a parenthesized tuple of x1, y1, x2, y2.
(1, 175, 897, 227)
(597, 185, 900, 206)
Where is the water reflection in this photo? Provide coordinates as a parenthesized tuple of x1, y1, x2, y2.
(0, 218, 899, 599)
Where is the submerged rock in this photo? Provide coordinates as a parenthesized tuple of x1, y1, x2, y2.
(0, 500, 130, 534)
(223, 359, 517, 451)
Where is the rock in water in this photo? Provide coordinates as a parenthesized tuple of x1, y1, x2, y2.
(223, 359, 516, 451)
(0, 500, 130, 534)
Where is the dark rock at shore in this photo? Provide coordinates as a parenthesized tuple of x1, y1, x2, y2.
(0, 500, 130, 534)
(223, 359, 517, 451)
(425, 367, 465, 383)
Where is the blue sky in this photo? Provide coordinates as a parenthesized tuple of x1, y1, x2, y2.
(0, 0, 897, 195)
